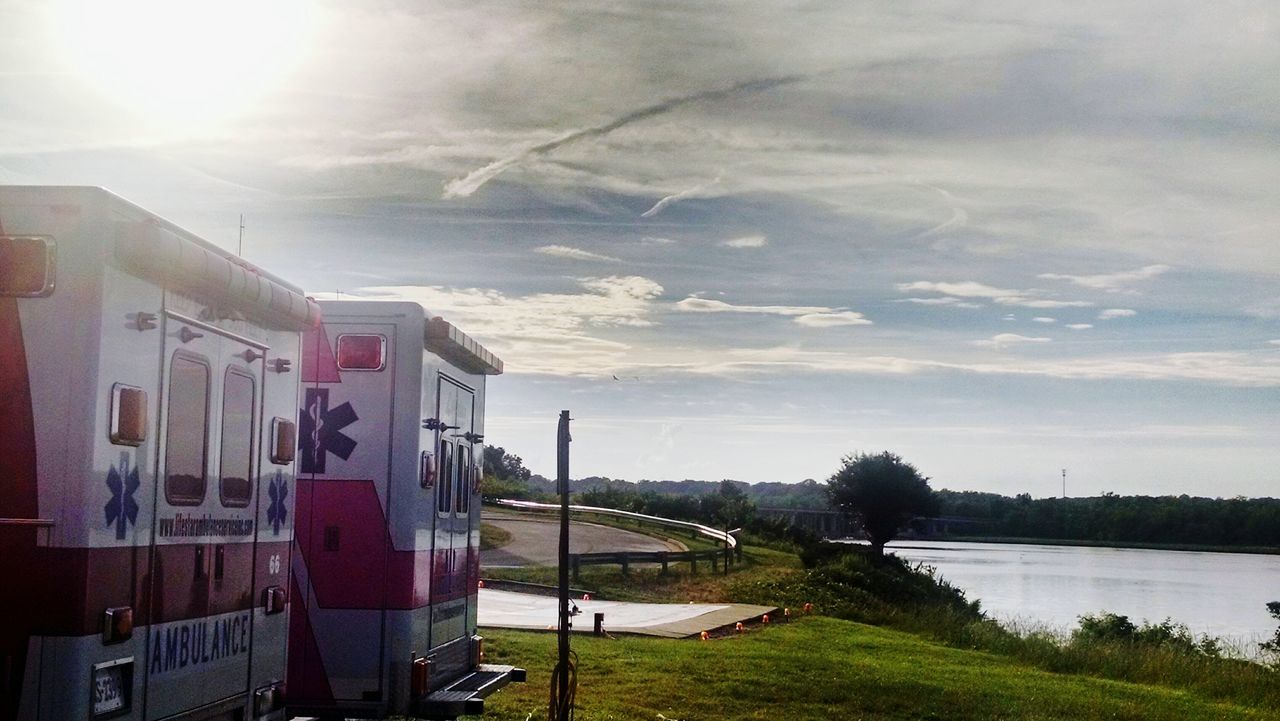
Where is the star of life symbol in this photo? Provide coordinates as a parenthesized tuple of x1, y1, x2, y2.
(104, 452, 140, 540)
(299, 388, 358, 474)
(267, 470, 288, 536)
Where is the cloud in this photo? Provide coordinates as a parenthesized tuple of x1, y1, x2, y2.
(675, 297, 870, 326)
(1098, 308, 1138, 320)
(1038, 264, 1173, 293)
(1067, 323, 1094, 330)
(1032, 317, 1056, 323)
(535, 245, 621, 262)
(1244, 299, 1280, 320)
(794, 311, 874, 327)
(721, 235, 767, 248)
(974, 333, 1052, 348)
(641, 175, 720, 217)
(1269, 339, 1280, 346)
(641, 236, 677, 244)
(896, 280, 1092, 308)
(442, 73, 813, 198)
(355, 276, 663, 375)
(894, 297, 983, 308)
(652, 348, 1280, 388)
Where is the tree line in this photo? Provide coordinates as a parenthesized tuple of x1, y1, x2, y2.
(935, 490, 1280, 547)
(482, 445, 1280, 549)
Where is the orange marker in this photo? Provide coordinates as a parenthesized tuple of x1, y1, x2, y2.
(582, 593, 591, 601)
(761, 614, 770, 624)
(803, 602, 813, 614)
(783, 608, 791, 619)
(477, 580, 485, 589)
(700, 630, 710, 641)
(735, 622, 745, 633)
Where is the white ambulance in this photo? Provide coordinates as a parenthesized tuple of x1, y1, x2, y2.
(0, 186, 315, 721)
(288, 300, 523, 720)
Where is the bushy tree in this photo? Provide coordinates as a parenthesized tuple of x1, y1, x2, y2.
(827, 451, 936, 557)
(482, 445, 532, 482)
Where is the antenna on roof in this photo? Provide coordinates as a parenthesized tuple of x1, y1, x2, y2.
(238, 214, 245, 257)
(1062, 468, 1067, 498)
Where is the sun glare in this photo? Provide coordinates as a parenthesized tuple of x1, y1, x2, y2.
(48, 0, 315, 129)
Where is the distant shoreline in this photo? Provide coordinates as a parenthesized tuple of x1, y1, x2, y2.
(891, 535, 1280, 556)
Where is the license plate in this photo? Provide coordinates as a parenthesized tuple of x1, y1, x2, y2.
(92, 664, 126, 716)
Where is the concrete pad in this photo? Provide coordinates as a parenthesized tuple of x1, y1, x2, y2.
(478, 588, 776, 639)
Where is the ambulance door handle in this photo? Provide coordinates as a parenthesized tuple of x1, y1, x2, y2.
(194, 546, 206, 579)
(214, 544, 225, 580)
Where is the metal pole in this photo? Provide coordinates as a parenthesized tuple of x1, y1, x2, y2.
(556, 410, 572, 711)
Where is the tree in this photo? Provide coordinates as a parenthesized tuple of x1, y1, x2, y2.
(482, 445, 532, 482)
(827, 451, 937, 558)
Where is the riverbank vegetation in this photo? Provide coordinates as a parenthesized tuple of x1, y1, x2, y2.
(482, 513, 1280, 718)
(475, 618, 1278, 721)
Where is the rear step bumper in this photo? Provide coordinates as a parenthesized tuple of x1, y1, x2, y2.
(412, 664, 527, 720)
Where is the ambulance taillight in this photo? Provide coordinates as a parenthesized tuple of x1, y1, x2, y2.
(109, 384, 147, 446)
(410, 657, 433, 698)
(271, 417, 296, 464)
(0, 235, 55, 296)
(102, 606, 132, 644)
(253, 682, 285, 717)
(336, 334, 386, 371)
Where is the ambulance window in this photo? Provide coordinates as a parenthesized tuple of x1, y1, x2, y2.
(0, 236, 55, 297)
(455, 445, 471, 515)
(164, 354, 210, 505)
(437, 441, 453, 515)
(219, 369, 255, 507)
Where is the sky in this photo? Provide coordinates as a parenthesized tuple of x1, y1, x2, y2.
(3, 0, 1278, 497)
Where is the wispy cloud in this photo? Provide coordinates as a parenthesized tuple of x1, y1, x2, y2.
(536, 245, 621, 262)
(894, 297, 983, 309)
(1098, 308, 1138, 320)
(1067, 323, 1094, 330)
(897, 281, 1092, 309)
(652, 348, 1280, 388)
(641, 175, 720, 218)
(1038, 265, 1172, 293)
(1032, 317, 1056, 324)
(675, 297, 870, 326)
(721, 234, 767, 248)
(974, 333, 1052, 348)
(442, 73, 812, 198)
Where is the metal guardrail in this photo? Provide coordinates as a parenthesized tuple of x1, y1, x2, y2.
(569, 549, 734, 581)
(493, 498, 738, 548)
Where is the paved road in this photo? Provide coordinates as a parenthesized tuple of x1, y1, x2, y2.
(481, 509, 682, 567)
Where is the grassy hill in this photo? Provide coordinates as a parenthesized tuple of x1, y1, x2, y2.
(476, 618, 1277, 720)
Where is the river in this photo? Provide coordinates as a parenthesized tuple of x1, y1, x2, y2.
(878, 540, 1279, 656)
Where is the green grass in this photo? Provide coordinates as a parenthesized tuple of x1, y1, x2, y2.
(481, 522, 514, 551)
(480, 518, 1280, 717)
(474, 617, 1279, 721)
(484, 544, 800, 603)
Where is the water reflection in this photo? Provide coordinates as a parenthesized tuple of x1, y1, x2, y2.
(870, 540, 1278, 655)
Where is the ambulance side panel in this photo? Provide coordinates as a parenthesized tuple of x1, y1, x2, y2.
(288, 316, 399, 716)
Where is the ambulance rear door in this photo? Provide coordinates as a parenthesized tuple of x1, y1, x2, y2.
(146, 310, 262, 718)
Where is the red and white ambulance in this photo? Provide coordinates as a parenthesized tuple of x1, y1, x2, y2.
(289, 300, 522, 720)
(0, 186, 315, 721)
